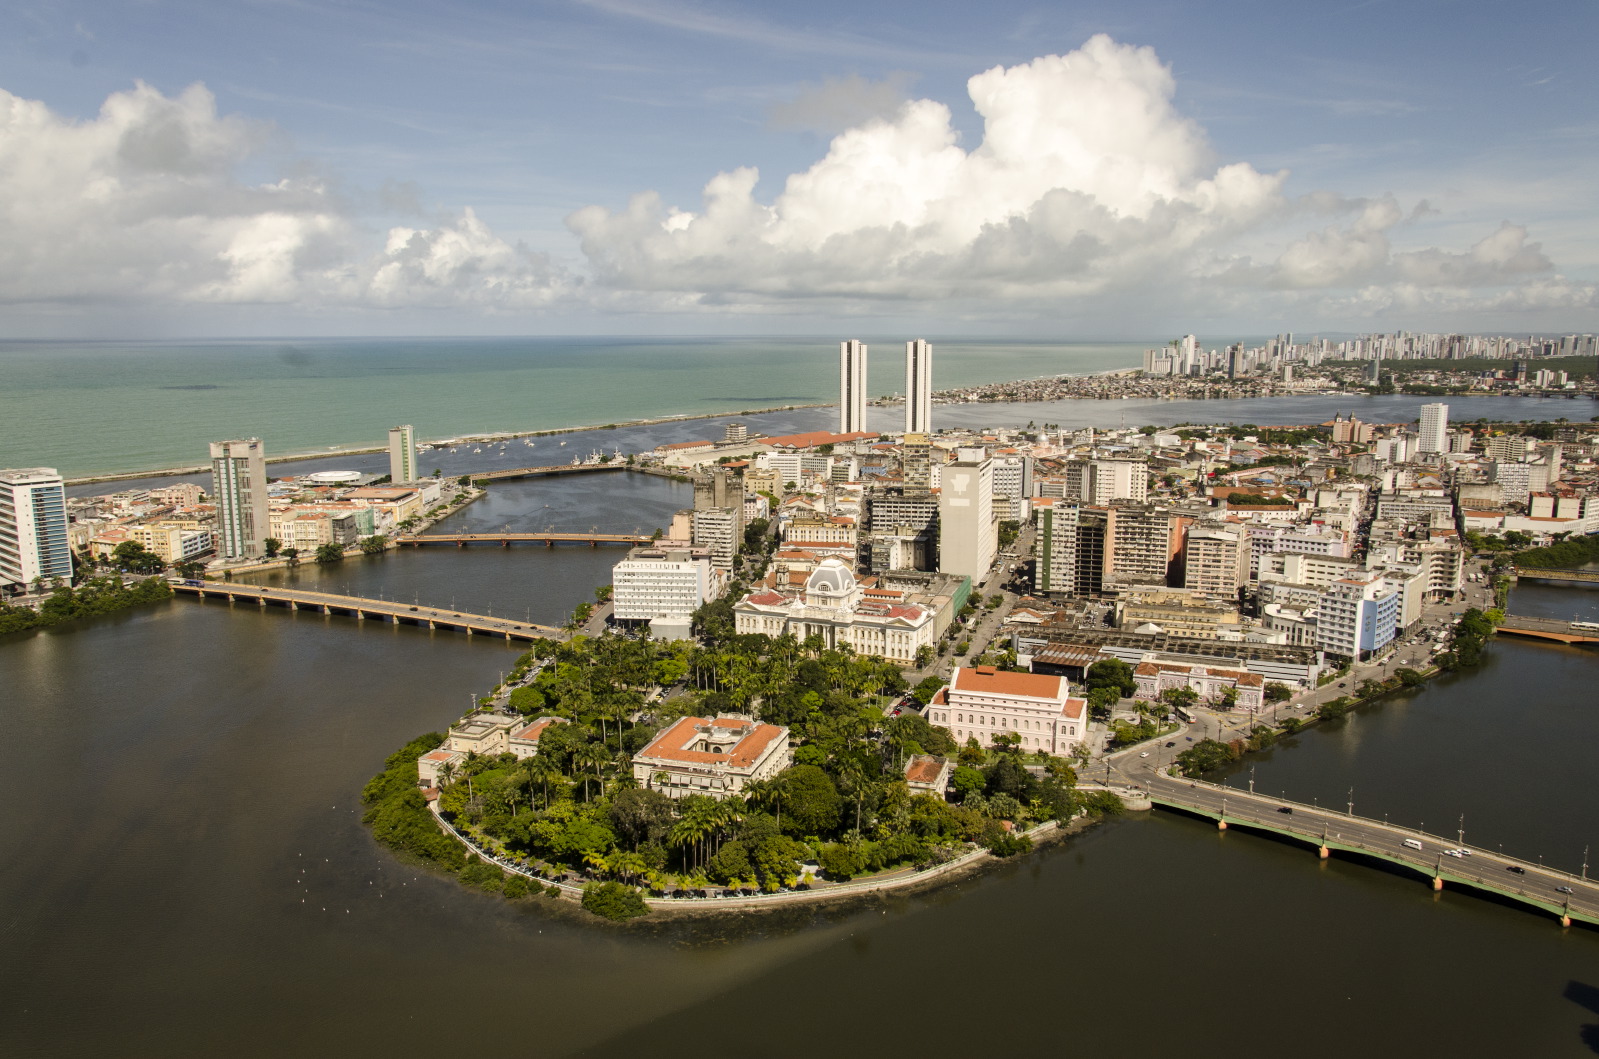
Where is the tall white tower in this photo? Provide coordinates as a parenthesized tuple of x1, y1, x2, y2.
(905, 339, 932, 434)
(210, 438, 269, 559)
(388, 424, 417, 483)
(0, 468, 72, 592)
(838, 341, 867, 434)
(1418, 403, 1449, 455)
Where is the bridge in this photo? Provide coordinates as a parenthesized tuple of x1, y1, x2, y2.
(470, 463, 626, 483)
(1496, 613, 1599, 644)
(1512, 566, 1599, 585)
(170, 582, 566, 642)
(398, 532, 651, 548)
(1138, 769, 1597, 928)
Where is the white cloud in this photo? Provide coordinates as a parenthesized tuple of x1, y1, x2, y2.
(570, 35, 1593, 324)
(0, 81, 567, 310)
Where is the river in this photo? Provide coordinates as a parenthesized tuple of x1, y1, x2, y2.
(6, 420, 1599, 1056)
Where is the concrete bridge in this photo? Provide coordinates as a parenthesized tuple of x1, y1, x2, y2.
(1512, 566, 1599, 585)
(1496, 613, 1599, 644)
(170, 581, 565, 642)
(470, 463, 625, 483)
(398, 532, 651, 548)
(1140, 770, 1597, 928)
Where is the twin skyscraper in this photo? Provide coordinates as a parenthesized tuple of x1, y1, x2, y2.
(838, 339, 932, 435)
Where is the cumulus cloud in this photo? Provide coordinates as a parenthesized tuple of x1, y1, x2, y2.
(0, 81, 567, 310)
(570, 34, 1589, 321)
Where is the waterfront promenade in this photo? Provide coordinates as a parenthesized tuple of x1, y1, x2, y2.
(170, 581, 566, 642)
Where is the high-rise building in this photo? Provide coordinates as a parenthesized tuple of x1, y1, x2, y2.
(0, 467, 73, 593)
(838, 340, 867, 434)
(692, 468, 744, 571)
(388, 424, 417, 483)
(937, 448, 994, 583)
(1104, 504, 1187, 588)
(1316, 574, 1400, 660)
(900, 433, 932, 493)
(1033, 503, 1105, 596)
(1182, 523, 1248, 599)
(210, 438, 269, 560)
(1090, 459, 1148, 504)
(905, 339, 932, 434)
(612, 544, 721, 640)
(1417, 403, 1448, 454)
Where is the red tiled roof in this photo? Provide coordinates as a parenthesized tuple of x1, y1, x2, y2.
(904, 755, 947, 785)
(636, 716, 788, 769)
(760, 430, 878, 449)
(949, 665, 1065, 700)
(511, 717, 567, 743)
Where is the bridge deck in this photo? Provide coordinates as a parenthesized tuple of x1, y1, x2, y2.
(399, 532, 650, 547)
(1142, 772, 1598, 927)
(170, 582, 565, 641)
(1513, 567, 1599, 584)
(1496, 613, 1599, 643)
(473, 464, 626, 482)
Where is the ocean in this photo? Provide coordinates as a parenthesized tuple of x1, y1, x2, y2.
(0, 337, 1146, 478)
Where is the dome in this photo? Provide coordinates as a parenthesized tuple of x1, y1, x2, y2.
(805, 559, 856, 596)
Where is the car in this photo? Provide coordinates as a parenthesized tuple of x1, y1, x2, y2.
(1165, 741, 1176, 748)
(409, 606, 418, 611)
(1139, 751, 1149, 758)
(1444, 849, 1463, 858)
(1457, 849, 1472, 857)
(1557, 885, 1574, 895)
(1507, 865, 1527, 875)
(891, 708, 902, 716)
(1276, 806, 1292, 815)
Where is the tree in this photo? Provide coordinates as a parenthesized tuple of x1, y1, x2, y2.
(1085, 658, 1136, 698)
(281, 547, 300, 568)
(581, 881, 648, 920)
(777, 765, 842, 835)
(359, 535, 388, 555)
(314, 543, 345, 564)
(263, 537, 282, 558)
(1264, 682, 1293, 703)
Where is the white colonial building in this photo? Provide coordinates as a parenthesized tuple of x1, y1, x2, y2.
(1132, 661, 1266, 712)
(612, 544, 725, 640)
(925, 666, 1087, 756)
(632, 716, 792, 799)
(733, 559, 936, 663)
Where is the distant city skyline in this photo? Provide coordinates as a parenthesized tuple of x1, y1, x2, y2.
(1, 2, 1594, 338)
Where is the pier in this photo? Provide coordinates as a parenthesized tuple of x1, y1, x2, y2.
(1141, 770, 1597, 928)
(170, 582, 566, 641)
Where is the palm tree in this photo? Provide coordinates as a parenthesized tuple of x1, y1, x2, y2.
(574, 742, 610, 799)
(524, 756, 559, 809)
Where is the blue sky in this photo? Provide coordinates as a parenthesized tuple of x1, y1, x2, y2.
(1, 0, 1594, 337)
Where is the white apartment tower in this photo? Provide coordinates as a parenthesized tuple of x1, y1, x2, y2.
(0, 468, 73, 592)
(1417, 403, 1449, 455)
(905, 339, 932, 434)
(209, 438, 269, 560)
(838, 341, 868, 434)
(938, 448, 996, 583)
(388, 424, 417, 483)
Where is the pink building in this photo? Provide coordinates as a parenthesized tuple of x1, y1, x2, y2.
(926, 665, 1086, 755)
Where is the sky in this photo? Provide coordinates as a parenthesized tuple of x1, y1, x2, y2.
(1, 0, 1596, 339)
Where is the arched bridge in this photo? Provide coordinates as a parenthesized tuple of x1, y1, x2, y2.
(170, 581, 566, 641)
(1513, 566, 1599, 585)
(1496, 614, 1599, 644)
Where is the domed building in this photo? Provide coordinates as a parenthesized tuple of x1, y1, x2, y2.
(733, 558, 936, 663)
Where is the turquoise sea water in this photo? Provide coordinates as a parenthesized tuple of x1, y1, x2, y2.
(0, 337, 1146, 477)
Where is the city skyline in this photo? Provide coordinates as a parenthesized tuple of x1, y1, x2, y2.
(0, 2, 1594, 339)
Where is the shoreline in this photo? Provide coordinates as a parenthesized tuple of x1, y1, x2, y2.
(61, 402, 829, 486)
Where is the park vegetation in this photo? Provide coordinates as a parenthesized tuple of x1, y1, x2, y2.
(0, 575, 172, 636)
(364, 625, 1111, 920)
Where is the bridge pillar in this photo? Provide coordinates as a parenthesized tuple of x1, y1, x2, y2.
(589, 540, 597, 548)
(465, 627, 473, 636)
(1318, 846, 1329, 859)
(1561, 915, 1572, 929)
(322, 605, 331, 615)
(428, 621, 436, 629)
(289, 601, 298, 611)
(457, 540, 465, 548)
(356, 610, 365, 621)
(545, 540, 553, 548)
(501, 540, 509, 547)
(1431, 876, 1444, 891)
(1216, 819, 1227, 831)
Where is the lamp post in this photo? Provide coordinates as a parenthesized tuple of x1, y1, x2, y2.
(1347, 787, 1354, 817)
(1249, 765, 1256, 795)
(1583, 845, 1589, 882)
(1457, 814, 1465, 847)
